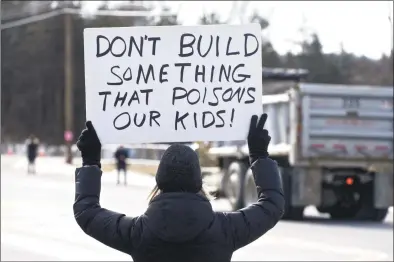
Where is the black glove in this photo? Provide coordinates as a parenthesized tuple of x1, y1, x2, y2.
(76, 121, 102, 168)
(247, 113, 271, 165)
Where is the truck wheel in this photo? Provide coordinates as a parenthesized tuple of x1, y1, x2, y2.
(281, 167, 304, 220)
(329, 206, 388, 222)
(329, 207, 359, 220)
(370, 208, 389, 222)
(225, 161, 248, 211)
(242, 169, 258, 207)
(355, 207, 389, 222)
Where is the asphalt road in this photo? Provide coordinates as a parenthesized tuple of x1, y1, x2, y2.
(1, 155, 393, 261)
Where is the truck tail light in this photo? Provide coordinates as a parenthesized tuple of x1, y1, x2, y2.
(346, 177, 354, 186)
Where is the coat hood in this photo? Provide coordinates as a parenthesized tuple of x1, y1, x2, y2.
(143, 192, 214, 243)
(155, 144, 203, 193)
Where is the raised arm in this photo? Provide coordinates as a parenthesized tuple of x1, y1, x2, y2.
(222, 114, 285, 251)
(221, 158, 284, 251)
(73, 121, 136, 254)
(74, 166, 136, 254)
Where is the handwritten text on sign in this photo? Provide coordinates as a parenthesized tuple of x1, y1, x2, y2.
(84, 24, 262, 144)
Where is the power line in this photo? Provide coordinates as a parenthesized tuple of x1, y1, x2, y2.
(1, 1, 54, 21)
(1, 8, 64, 30)
(1, 7, 177, 31)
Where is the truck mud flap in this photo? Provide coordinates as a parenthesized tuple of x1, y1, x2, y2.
(291, 167, 322, 207)
(374, 172, 393, 208)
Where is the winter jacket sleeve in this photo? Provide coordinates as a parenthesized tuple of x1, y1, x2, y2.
(222, 158, 285, 251)
(73, 166, 136, 255)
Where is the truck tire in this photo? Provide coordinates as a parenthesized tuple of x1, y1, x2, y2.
(280, 167, 304, 220)
(329, 207, 359, 220)
(219, 171, 229, 198)
(369, 208, 389, 222)
(355, 207, 389, 222)
(328, 187, 389, 222)
(225, 161, 248, 211)
(329, 206, 388, 222)
(354, 185, 389, 222)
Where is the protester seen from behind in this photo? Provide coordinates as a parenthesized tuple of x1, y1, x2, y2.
(26, 134, 39, 174)
(114, 145, 129, 186)
(73, 113, 285, 262)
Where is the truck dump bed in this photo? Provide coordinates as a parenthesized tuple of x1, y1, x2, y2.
(264, 83, 393, 166)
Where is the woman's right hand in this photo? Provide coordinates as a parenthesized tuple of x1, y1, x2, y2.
(247, 113, 271, 164)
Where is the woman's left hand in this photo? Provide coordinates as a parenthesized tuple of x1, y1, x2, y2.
(76, 121, 102, 168)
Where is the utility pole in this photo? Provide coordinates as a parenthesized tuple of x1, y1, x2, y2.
(64, 11, 74, 164)
(389, 3, 393, 72)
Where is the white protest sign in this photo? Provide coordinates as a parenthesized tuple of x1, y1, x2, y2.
(84, 24, 263, 144)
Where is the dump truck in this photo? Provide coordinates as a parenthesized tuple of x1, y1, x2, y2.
(207, 68, 393, 222)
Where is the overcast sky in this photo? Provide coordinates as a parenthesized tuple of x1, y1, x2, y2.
(83, 1, 393, 59)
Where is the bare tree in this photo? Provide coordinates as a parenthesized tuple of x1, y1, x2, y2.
(199, 13, 221, 25)
(150, 6, 178, 26)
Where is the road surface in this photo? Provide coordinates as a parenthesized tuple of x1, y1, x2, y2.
(1, 155, 393, 261)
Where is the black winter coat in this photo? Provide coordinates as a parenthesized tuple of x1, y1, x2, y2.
(114, 148, 128, 169)
(27, 140, 38, 160)
(73, 158, 285, 262)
